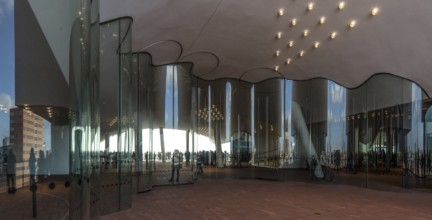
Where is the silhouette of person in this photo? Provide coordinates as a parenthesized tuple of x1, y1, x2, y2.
(38, 150, 46, 180)
(196, 152, 204, 175)
(185, 150, 190, 166)
(29, 148, 36, 185)
(169, 149, 181, 182)
(6, 149, 16, 194)
(310, 156, 318, 181)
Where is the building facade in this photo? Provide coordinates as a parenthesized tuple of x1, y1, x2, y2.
(9, 108, 44, 188)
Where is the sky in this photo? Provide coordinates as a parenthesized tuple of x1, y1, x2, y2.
(0, 0, 14, 141)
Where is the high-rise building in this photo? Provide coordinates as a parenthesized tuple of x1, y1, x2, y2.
(2, 137, 9, 147)
(9, 108, 44, 188)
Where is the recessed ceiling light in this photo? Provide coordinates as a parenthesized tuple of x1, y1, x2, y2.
(303, 29, 309, 37)
(314, 42, 320, 48)
(286, 58, 292, 64)
(308, 3, 314, 11)
(291, 18, 297, 26)
(371, 7, 379, 16)
(275, 50, 281, 56)
(275, 65, 279, 71)
(277, 32, 282, 39)
(278, 8, 284, 16)
(319, 16, 326, 24)
(330, 32, 337, 39)
(299, 50, 305, 57)
(338, 1, 345, 10)
(349, 20, 357, 28)
(288, 41, 294, 48)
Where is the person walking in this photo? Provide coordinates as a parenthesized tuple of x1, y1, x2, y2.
(310, 156, 318, 181)
(169, 149, 181, 182)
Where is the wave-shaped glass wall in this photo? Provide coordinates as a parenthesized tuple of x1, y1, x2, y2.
(132, 52, 432, 191)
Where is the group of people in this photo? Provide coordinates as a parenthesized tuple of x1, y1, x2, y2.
(308, 155, 335, 182)
(4, 148, 50, 194)
(168, 149, 205, 183)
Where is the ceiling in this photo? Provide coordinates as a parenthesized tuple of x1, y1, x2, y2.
(100, 0, 432, 96)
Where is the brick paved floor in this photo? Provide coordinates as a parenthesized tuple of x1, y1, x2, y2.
(101, 177, 432, 220)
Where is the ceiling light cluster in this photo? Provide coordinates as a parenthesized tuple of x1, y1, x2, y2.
(288, 40, 294, 48)
(277, 31, 282, 39)
(197, 105, 224, 121)
(319, 16, 326, 24)
(330, 32, 337, 39)
(338, 1, 345, 10)
(272, 3, 380, 71)
(307, 3, 314, 11)
(278, 8, 284, 16)
(349, 20, 357, 28)
(371, 7, 379, 16)
(299, 50, 305, 57)
(291, 18, 297, 26)
(47, 107, 53, 118)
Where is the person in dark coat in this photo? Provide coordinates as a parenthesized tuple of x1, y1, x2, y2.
(6, 149, 16, 194)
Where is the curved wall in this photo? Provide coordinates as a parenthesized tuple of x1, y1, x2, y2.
(132, 50, 432, 191)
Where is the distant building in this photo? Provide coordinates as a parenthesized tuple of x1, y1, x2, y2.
(9, 108, 45, 188)
(1, 137, 10, 176)
(2, 137, 9, 146)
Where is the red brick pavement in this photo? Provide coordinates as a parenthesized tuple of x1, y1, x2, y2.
(101, 178, 432, 220)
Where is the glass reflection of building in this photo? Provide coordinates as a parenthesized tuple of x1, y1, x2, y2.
(3, 0, 432, 219)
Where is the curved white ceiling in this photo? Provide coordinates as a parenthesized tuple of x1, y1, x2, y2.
(100, 0, 432, 96)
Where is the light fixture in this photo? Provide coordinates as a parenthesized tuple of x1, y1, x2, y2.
(338, 1, 345, 10)
(275, 65, 279, 71)
(275, 50, 280, 57)
(288, 41, 294, 48)
(330, 32, 337, 39)
(349, 20, 357, 28)
(291, 18, 297, 26)
(307, 3, 314, 11)
(286, 58, 292, 64)
(278, 8, 284, 16)
(319, 16, 326, 24)
(314, 42, 320, 48)
(277, 32, 282, 39)
(371, 7, 379, 16)
(303, 29, 309, 37)
(299, 50, 305, 57)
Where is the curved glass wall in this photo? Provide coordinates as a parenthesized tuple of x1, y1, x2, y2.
(134, 53, 195, 193)
(131, 50, 432, 191)
(139, 72, 430, 190)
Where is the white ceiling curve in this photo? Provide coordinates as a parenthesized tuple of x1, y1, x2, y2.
(100, 0, 432, 96)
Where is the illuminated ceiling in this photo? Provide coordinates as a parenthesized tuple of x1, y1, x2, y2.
(100, 0, 432, 95)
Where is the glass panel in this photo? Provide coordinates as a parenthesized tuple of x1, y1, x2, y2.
(344, 77, 368, 187)
(69, 0, 100, 219)
(99, 17, 132, 215)
(118, 18, 133, 211)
